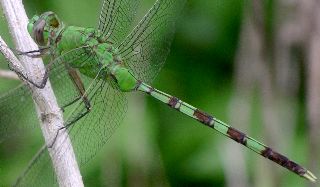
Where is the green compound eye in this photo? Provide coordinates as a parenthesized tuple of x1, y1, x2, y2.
(6, 0, 316, 185)
(27, 12, 63, 46)
(27, 15, 40, 40)
(33, 19, 46, 46)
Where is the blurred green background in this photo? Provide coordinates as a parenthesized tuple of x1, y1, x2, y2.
(0, 0, 316, 186)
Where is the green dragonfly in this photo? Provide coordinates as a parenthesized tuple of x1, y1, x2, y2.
(0, 0, 316, 185)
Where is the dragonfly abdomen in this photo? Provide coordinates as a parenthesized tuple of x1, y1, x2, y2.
(136, 81, 316, 182)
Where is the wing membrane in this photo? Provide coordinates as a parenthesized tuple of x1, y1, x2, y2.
(0, 46, 93, 143)
(13, 0, 185, 185)
(98, 0, 140, 45)
(15, 65, 128, 187)
(118, 0, 186, 84)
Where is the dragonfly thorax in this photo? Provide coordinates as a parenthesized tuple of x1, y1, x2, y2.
(28, 12, 138, 92)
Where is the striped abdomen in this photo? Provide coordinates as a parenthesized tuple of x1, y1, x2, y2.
(136, 81, 316, 182)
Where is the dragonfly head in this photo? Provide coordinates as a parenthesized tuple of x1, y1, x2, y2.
(28, 11, 64, 47)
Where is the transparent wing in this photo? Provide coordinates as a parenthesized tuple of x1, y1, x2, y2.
(117, 0, 186, 84)
(0, 46, 93, 144)
(15, 70, 127, 187)
(65, 71, 128, 166)
(14, 146, 56, 187)
(0, 84, 37, 143)
(98, 0, 140, 46)
(13, 0, 186, 185)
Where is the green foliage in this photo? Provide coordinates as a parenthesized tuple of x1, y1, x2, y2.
(0, 0, 311, 186)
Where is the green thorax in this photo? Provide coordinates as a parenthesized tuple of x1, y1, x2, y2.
(28, 12, 138, 91)
(27, 12, 137, 92)
(56, 26, 137, 91)
(56, 26, 111, 78)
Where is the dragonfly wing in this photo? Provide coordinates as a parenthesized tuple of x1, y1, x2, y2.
(49, 46, 98, 108)
(0, 84, 37, 143)
(64, 73, 128, 165)
(98, 0, 140, 45)
(15, 62, 128, 186)
(0, 46, 93, 143)
(117, 0, 186, 84)
(14, 146, 56, 187)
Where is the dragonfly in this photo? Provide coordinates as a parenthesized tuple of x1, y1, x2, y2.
(0, 0, 316, 185)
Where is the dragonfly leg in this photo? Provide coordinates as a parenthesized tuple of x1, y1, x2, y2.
(8, 55, 56, 88)
(65, 65, 92, 110)
(15, 46, 50, 58)
(49, 68, 92, 147)
(47, 64, 93, 147)
(60, 96, 82, 112)
(60, 94, 91, 112)
(48, 109, 91, 148)
(65, 109, 91, 128)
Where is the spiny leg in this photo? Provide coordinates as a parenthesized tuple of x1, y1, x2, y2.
(65, 65, 91, 110)
(49, 91, 92, 148)
(135, 81, 317, 182)
(7, 45, 72, 89)
(48, 108, 90, 148)
(48, 78, 105, 148)
(49, 67, 92, 148)
(60, 95, 84, 112)
(15, 46, 50, 58)
(8, 51, 54, 89)
(6, 45, 49, 58)
(10, 46, 92, 89)
(44, 51, 101, 148)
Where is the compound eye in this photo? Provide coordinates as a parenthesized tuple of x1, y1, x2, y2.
(33, 19, 46, 46)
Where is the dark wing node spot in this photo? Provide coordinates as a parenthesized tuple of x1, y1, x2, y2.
(227, 127, 246, 145)
(193, 109, 213, 126)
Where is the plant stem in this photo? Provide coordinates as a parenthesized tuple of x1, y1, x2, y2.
(0, 0, 84, 186)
